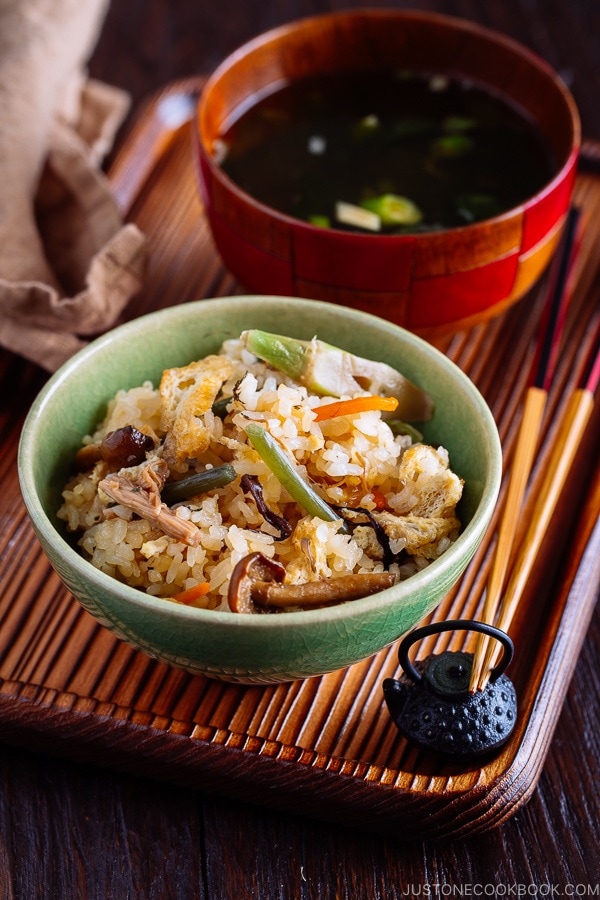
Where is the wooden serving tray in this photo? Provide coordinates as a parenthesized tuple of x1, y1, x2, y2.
(1, 80, 599, 840)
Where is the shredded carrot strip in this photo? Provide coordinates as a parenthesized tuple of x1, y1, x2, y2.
(371, 488, 388, 510)
(313, 395, 399, 422)
(172, 582, 211, 604)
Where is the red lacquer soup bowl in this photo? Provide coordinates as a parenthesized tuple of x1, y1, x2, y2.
(196, 9, 580, 336)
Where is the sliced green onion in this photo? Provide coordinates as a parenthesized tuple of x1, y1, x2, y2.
(392, 116, 436, 138)
(455, 193, 501, 224)
(308, 214, 331, 228)
(162, 463, 237, 505)
(353, 113, 380, 139)
(430, 134, 474, 157)
(335, 200, 381, 232)
(245, 424, 349, 533)
(441, 115, 477, 133)
(360, 194, 423, 226)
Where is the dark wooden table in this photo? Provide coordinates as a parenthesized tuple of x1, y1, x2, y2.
(2, 1, 599, 896)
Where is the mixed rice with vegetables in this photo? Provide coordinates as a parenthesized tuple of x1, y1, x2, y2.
(58, 330, 463, 613)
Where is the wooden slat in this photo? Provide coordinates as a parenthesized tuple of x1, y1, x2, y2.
(0, 80, 598, 839)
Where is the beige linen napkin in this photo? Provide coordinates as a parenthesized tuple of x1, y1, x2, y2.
(0, 0, 147, 372)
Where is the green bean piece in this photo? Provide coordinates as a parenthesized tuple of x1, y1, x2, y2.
(162, 463, 237, 505)
(386, 419, 423, 443)
(242, 330, 308, 383)
(245, 424, 349, 533)
(241, 330, 434, 421)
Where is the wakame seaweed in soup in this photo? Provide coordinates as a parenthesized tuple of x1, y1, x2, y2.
(217, 69, 556, 234)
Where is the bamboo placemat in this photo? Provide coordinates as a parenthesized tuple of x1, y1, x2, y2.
(1, 80, 598, 839)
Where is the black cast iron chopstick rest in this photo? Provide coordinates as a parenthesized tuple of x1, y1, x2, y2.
(383, 619, 517, 761)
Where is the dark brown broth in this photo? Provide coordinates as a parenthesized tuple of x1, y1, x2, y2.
(218, 70, 556, 233)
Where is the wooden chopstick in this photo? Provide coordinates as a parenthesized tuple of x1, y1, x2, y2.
(109, 82, 200, 216)
(476, 336, 600, 684)
(467, 386, 546, 691)
(469, 208, 583, 692)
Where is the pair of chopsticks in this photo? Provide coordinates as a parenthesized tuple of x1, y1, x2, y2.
(469, 206, 599, 693)
(110, 84, 200, 217)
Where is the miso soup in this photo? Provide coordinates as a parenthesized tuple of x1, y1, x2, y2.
(217, 69, 556, 234)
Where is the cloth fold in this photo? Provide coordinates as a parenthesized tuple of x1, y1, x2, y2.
(0, 0, 147, 372)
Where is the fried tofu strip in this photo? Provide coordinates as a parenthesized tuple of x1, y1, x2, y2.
(394, 444, 463, 517)
(159, 356, 234, 467)
(373, 511, 461, 557)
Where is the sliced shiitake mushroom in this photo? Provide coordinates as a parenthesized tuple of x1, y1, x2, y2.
(251, 572, 395, 609)
(228, 552, 286, 614)
(228, 552, 395, 613)
(75, 425, 155, 472)
(240, 474, 292, 539)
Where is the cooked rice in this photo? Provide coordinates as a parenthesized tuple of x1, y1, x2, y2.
(58, 338, 463, 611)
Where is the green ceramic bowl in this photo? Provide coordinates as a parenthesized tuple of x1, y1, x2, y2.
(18, 296, 501, 683)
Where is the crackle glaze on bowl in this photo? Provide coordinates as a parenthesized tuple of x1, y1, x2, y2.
(19, 297, 502, 683)
(196, 9, 580, 336)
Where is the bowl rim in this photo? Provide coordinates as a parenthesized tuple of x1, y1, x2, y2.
(197, 7, 581, 241)
(19, 295, 502, 631)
